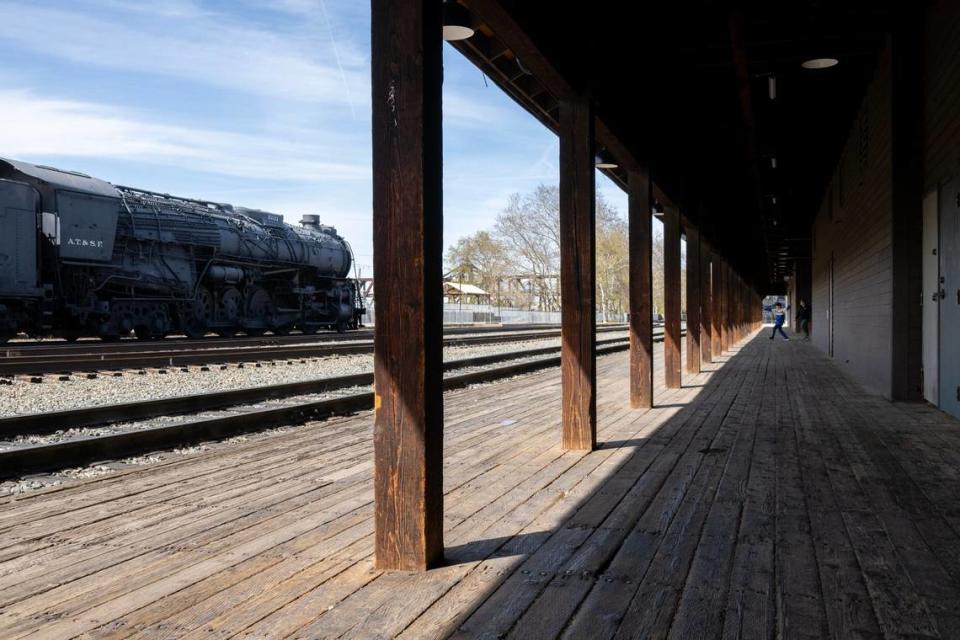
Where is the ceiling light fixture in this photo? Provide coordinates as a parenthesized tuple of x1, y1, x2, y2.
(442, 1, 474, 41)
(595, 148, 618, 169)
(801, 57, 839, 70)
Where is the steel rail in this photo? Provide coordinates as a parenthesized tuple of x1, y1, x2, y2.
(0, 335, 639, 438)
(0, 326, 629, 376)
(2, 323, 631, 354)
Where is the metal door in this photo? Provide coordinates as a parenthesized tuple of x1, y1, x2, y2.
(922, 190, 939, 404)
(0, 180, 39, 296)
(939, 179, 960, 419)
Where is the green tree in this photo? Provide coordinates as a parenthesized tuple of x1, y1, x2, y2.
(444, 230, 510, 300)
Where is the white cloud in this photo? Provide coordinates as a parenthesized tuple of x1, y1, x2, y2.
(0, 1, 369, 105)
(0, 89, 369, 181)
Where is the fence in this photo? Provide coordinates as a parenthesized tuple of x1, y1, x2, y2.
(360, 302, 629, 326)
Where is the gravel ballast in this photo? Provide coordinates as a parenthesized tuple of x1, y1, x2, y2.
(0, 333, 626, 418)
(0, 345, 636, 497)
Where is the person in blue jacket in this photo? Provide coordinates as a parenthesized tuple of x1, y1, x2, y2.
(769, 302, 789, 340)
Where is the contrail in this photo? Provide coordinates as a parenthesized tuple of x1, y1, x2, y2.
(318, 0, 356, 120)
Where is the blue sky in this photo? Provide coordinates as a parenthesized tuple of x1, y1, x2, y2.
(0, 0, 630, 276)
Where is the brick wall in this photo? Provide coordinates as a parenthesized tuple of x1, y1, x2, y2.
(811, 48, 894, 397)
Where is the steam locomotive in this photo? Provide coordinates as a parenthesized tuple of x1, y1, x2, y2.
(0, 158, 364, 342)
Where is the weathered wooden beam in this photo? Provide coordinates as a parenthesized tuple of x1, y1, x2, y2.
(700, 238, 713, 364)
(685, 226, 701, 374)
(371, 0, 444, 571)
(559, 94, 596, 450)
(663, 206, 682, 388)
(628, 168, 653, 409)
(712, 251, 722, 357)
(736, 276, 743, 341)
(731, 271, 740, 342)
(737, 277, 743, 340)
(458, 0, 692, 225)
(724, 263, 733, 349)
(730, 265, 740, 346)
(718, 257, 728, 353)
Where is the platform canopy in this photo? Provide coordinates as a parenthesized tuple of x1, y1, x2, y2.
(452, 0, 894, 290)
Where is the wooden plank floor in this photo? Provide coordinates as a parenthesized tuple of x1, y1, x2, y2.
(3, 332, 960, 639)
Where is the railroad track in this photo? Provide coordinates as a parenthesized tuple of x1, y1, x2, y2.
(1, 322, 603, 352)
(0, 325, 628, 377)
(0, 329, 680, 478)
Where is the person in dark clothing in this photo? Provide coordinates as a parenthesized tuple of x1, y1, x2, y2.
(797, 300, 811, 340)
(769, 302, 789, 340)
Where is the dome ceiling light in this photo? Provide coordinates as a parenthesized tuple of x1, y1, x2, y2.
(801, 57, 839, 70)
(594, 148, 618, 169)
(442, 1, 474, 41)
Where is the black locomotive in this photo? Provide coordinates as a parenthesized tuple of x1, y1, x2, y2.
(0, 158, 364, 342)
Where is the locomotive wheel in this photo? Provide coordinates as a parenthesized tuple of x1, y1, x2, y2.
(299, 325, 318, 335)
(216, 287, 242, 337)
(183, 287, 214, 339)
(244, 287, 272, 337)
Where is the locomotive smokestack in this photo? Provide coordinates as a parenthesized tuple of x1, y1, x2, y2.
(300, 214, 320, 229)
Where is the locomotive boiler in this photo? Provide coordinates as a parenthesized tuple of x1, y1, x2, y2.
(0, 158, 364, 341)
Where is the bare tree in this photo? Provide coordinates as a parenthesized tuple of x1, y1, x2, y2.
(445, 183, 669, 320)
(444, 230, 510, 299)
(494, 186, 561, 310)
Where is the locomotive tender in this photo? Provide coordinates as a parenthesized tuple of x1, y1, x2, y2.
(0, 158, 364, 342)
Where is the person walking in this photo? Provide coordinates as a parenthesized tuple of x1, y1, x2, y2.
(769, 302, 789, 340)
(797, 300, 811, 340)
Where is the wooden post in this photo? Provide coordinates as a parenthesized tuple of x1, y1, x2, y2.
(559, 94, 596, 450)
(700, 238, 712, 364)
(371, 0, 444, 571)
(730, 271, 742, 343)
(727, 264, 734, 347)
(628, 168, 653, 409)
(685, 226, 701, 374)
(712, 251, 722, 357)
(726, 264, 734, 346)
(733, 273, 742, 342)
(663, 206, 682, 388)
(719, 258, 728, 353)
(738, 278, 744, 340)
(737, 278, 743, 340)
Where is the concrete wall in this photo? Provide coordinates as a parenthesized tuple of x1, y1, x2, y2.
(811, 48, 894, 397)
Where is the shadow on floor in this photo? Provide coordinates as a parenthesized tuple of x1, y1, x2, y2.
(422, 334, 960, 640)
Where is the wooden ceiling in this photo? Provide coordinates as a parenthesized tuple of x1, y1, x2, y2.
(454, 0, 892, 290)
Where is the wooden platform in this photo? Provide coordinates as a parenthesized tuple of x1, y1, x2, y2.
(3, 332, 960, 639)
